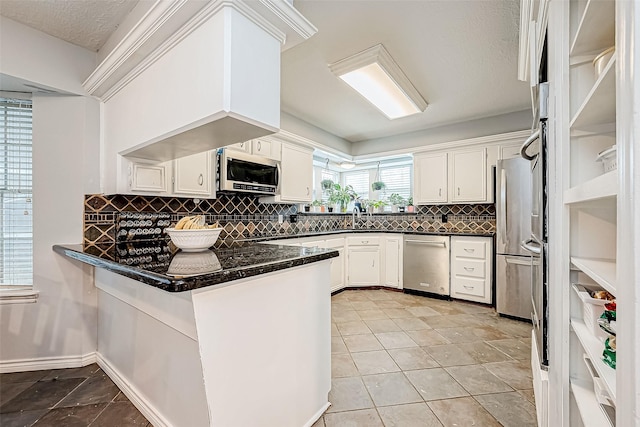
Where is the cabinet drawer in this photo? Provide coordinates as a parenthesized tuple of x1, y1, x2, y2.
(453, 259, 486, 278)
(452, 277, 486, 298)
(452, 240, 487, 259)
(347, 236, 380, 246)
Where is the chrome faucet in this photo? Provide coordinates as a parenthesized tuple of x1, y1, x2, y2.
(352, 207, 361, 229)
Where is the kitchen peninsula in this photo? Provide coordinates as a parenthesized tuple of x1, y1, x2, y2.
(54, 242, 337, 427)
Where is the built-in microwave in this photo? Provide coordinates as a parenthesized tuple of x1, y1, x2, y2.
(217, 148, 279, 195)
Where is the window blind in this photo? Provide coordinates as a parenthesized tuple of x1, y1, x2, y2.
(380, 164, 412, 202)
(344, 170, 369, 201)
(0, 98, 33, 286)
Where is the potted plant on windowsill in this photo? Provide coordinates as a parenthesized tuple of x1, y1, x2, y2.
(406, 196, 415, 213)
(327, 183, 358, 213)
(311, 199, 323, 213)
(372, 200, 387, 213)
(388, 193, 404, 213)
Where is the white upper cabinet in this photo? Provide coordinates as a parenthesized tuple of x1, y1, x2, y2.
(252, 138, 281, 161)
(128, 161, 170, 195)
(448, 148, 487, 203)
(227, 141, 252, 154)
(173, 151, 214, 197)
(414, 148, 487, 205)
(414, 153, 448, 204)
(270, 143, 313, 203)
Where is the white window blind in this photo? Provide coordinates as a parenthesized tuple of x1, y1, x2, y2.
(344, 170, 369, 201)
(0, 98, 33, 286)
(320, 169, 339, 203)
(380, 164, 412, 202)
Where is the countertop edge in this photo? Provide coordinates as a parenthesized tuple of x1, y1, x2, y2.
(242, 229, 495, 243)
(53, 244, 338, 293)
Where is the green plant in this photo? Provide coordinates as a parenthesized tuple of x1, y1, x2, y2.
(321, 179, 334, 191)
(388, 193, 405, 206)
(327, 183, 358, 212)
(407, 196, 414, 206)
(371, 181, 386, 191)
(311, 199, 323, 206)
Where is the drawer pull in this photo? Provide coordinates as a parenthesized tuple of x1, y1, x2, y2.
(361, 240, 369, 244)
(463, 285, 474, 290)
(464, 267, 475, 271)
(463, 248, 475, 253)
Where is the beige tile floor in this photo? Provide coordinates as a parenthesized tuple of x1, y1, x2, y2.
(314, 289, 537, 427)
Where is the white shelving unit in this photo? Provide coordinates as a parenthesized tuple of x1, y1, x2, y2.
(563, 0, 618, 425)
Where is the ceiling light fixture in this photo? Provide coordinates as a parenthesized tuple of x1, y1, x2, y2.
(329, 44, 428, 120)
(340, 162, 356, 170)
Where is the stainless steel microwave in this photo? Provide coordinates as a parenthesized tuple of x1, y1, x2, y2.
(217, 149, 279, 195)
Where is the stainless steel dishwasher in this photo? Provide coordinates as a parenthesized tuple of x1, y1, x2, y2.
(403, 235, 450, 296)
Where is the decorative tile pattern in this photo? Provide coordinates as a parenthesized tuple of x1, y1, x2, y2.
(84, 194, 495, 248)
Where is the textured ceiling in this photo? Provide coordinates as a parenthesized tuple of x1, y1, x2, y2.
(0, 0, 139, 52)
(282, 0, 530, 142)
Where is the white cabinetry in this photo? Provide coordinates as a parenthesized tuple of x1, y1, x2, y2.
(450, 236, 492, 304)
(227, 141, 252, 154)
(413, 148, 487, 204)
(324, 238, 346, 292)
(173, 151, 214, 197)
(228, 138, 281, 160)
(277, 143, 313, 203)
(448, 149, 487, 203)
(413, 153, 447, 204)
(346, 236, 381, 287)
(128, 161, 171, 194)
(383, 235, 402, 288)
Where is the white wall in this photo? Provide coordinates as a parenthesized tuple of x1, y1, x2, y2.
(0, 18, 101, 370)
(0, 16, 96, 95)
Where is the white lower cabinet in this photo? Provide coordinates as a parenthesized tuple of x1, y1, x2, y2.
(450, 236, 493, 304)
(173, 151, 214, 197)
(383, 235, 402, 288)
(347, 246, 380, 286)
(323, 238, 345, 292)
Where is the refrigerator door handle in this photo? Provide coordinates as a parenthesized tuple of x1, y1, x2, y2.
(520, 129, 540, 161)
(505, 256, 531, 266)
(520, 238, 541, 254)
(500, 168, 507, 244)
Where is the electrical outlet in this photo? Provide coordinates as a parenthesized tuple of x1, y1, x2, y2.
(442, 214, 448, 223)
(278, 214, 284, 224)
(290, 214, 298, 223)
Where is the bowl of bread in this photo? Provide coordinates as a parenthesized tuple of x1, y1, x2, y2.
(165, 215, 222, 252)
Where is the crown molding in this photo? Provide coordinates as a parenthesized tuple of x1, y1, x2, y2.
(84, 0, 313, 100)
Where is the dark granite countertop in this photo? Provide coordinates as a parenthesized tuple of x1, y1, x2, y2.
(239, 229, 495, 243)
(53, 241, 338, 293)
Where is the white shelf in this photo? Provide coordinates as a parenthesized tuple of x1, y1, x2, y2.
(564, 171, 618, 204)
(570, 54, 616, 130)
(570, 0, 615, 57)
(570, 380, 613, 427)
(571, 319, 617, 403)
(571, 257, 617, 294)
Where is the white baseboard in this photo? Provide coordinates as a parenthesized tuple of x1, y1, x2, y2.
(96, 352, 172, 427)
(0, 352, 96, 373)
(304, 402, 330, 427)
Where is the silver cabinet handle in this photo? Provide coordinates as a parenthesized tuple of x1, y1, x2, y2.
(463, 248, 475, 253)
(306, 187, 310, 196)
(439, 188, 442, 197)
(361, 240, 369, 244)
(463, 285, 474, 290)
(372, 260, 375, 267)
(257, 140, 262, 151)
(520, 129, 540, 161)
(520, 237, 541, 254)
(240, 142, 244, 148)
(458, 187, 460, 196)
(464, 267, 475, 271)
(198, 174, 203, 186)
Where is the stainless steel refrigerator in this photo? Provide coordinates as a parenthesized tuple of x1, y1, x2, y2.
(495, 157, 534, 320)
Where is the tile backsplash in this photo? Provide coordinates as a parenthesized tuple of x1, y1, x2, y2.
(83, 193, 495, 256)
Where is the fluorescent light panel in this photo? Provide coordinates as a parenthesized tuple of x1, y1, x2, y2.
(330, 44, 427, 120)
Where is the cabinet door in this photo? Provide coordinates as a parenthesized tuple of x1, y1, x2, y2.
(383, 236, 402, 288)
(280, 144, 313, 203)
(323, 238, 345, 292)
(173, 151, 213, 196)
(449, 148, 487, 202)
(414, 153, 447, 204)
(130, 162, 169, 193)
(347, 247, 380, 286)
(227, 141, 252, 153)
(251, 138, 281, 161)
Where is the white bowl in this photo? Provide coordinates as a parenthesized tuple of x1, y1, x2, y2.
(167, 250, 221, 276)
(165, 227, 222, 252)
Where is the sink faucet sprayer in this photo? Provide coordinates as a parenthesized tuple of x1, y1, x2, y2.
(352, 207, 361, 229)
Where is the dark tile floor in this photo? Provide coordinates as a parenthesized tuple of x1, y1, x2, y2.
(0, 364, 150, 427)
